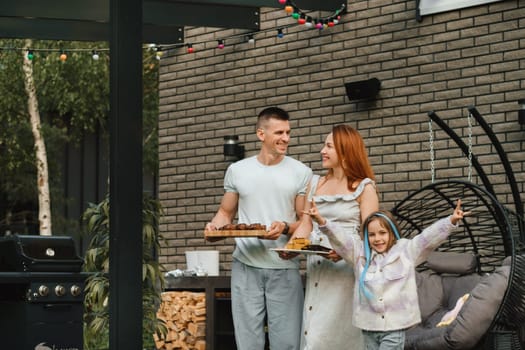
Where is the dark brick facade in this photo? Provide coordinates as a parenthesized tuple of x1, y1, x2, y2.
(158, 0, 525, 273)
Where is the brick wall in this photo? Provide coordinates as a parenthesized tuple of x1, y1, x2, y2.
(158, 0, 525, 273)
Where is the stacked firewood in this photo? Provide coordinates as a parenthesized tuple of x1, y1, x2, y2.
(154, 291, 206, 350)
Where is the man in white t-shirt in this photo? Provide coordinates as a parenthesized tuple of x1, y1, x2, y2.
(206, 107, 312, 350)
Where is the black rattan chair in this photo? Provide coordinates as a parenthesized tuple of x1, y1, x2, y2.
(392, 180, 525, 350)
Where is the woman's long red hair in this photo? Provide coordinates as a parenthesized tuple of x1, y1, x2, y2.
(327, 124, 375, 191)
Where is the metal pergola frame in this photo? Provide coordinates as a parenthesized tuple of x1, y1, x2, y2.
(0, 0, 344, 42)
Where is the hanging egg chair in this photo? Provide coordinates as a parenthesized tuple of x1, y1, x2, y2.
(391, 107, 525, 350)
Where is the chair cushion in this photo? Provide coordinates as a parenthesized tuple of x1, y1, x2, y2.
(426, 251, 478, 275)
(407, 258, 510, 350)
(441, 274, 481, 308)
(415, 270, 444, 322)
(444, 264, 510, 349)
(405, 326, 448, 349)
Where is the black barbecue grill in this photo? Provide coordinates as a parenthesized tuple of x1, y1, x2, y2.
(0, 234, 87, 349)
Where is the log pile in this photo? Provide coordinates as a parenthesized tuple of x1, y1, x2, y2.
(154, 291, 207, 350)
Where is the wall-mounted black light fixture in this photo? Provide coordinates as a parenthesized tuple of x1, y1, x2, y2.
(344, 77, 381, 101)
(519, 99, 525, 125)
(224, 136, 245, 161)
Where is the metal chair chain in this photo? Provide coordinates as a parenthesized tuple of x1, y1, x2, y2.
(467, 111, 473, 181)
(429, 120, 435, 183)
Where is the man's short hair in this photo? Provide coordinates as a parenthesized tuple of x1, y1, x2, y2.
(256, 107, 290, 130)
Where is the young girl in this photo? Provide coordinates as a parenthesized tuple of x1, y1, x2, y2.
(304, 199, 470, 349)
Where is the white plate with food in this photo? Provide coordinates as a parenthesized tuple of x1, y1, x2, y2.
(271, 245, 331, 255)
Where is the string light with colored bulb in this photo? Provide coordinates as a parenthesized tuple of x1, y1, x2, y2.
(0, 2, 346, 59)
(278, 0, 345, 30)
(0, 44, 159, 61)
(169, 0, 345, 55)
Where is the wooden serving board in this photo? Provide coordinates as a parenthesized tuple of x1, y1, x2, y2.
(204, 230, 267, 238)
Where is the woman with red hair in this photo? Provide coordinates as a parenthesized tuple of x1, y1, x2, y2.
(281, 124, 379, 349)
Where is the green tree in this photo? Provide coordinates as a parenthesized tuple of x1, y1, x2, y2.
(0, 39, 159, 234)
